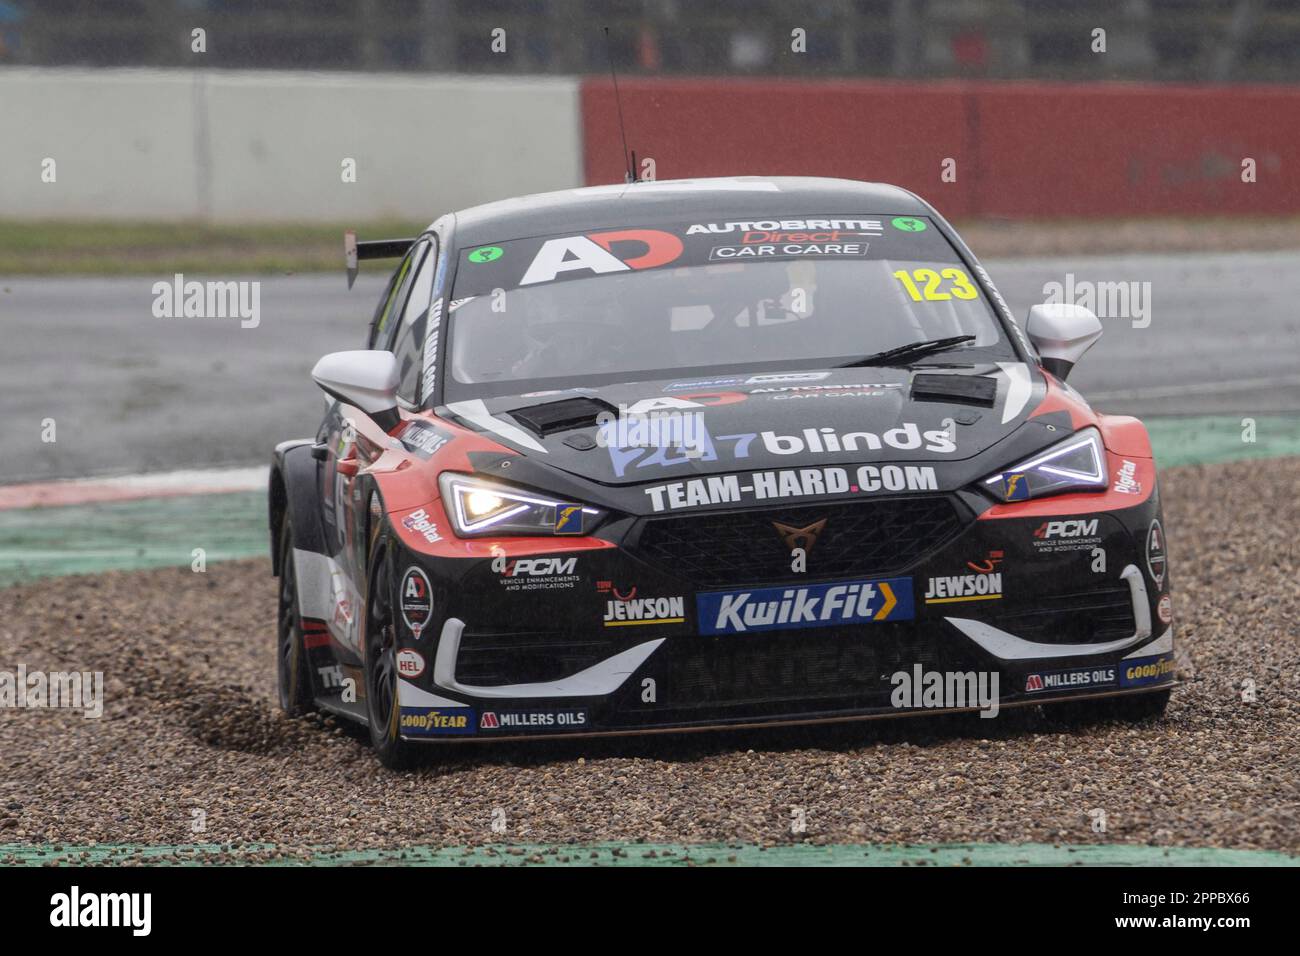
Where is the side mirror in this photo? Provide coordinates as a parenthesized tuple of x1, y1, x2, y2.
(311, 350, 401, 432)
(1026, 303, 1103, 381)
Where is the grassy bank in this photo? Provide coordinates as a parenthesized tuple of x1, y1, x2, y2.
(0, 219, 425, 276)
(3, 216, 1300, 275)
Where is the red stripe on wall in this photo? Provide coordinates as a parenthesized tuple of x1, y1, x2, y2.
(580, 78, 1297, 219)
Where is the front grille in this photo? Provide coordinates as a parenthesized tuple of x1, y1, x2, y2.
(994, 585, 1137, 645)
(624, 623, 986, 714)
(630, 496, 967, 586)
(455, 629, 611, 686)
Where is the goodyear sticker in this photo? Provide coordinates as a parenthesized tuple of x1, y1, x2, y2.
(554, 503, 584, 535)
(1002, 473, 1030, 501)
(1120, 653, 1176, 688)
(398, 706, 475, 736)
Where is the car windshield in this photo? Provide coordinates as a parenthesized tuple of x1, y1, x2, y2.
(443, 215, 1015, 401)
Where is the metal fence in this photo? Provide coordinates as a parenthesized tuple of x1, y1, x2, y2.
(3, 0, 1298, 82)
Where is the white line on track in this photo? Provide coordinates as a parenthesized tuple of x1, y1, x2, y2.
(1087, 373, 1300, 401)
(0, 466, 268, 510)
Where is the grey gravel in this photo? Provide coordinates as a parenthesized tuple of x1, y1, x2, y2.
(0, 458, 1296, 863)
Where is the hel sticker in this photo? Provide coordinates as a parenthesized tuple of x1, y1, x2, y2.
(396, 648, 426, 678)
(400, 567, 434, 638)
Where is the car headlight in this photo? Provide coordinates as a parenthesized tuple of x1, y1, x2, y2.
(437, 473, 605, 537)
(982, 427, 1107, 501)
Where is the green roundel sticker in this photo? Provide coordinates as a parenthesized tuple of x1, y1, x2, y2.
(468, 245, 503, 263)
(891, 217, 927, 232)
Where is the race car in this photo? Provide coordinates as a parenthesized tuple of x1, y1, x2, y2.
(269, 176, 1175, 767)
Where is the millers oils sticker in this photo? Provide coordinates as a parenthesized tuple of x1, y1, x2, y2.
(478, 709, 588, 732)
(1024, 665, 1116, 693)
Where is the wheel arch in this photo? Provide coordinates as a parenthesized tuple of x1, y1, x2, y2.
(269, 440, 325, 576)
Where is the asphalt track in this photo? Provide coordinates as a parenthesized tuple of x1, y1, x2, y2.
(2, 250, 1298, 483)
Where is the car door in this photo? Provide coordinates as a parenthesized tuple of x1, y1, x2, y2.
(317, 240, 432, 650)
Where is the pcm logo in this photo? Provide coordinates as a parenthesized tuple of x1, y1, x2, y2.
(502, 557, 577, 577)
(1034, 519, 1099, 540)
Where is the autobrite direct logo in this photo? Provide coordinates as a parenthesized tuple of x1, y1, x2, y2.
(697, 578, 912, 635)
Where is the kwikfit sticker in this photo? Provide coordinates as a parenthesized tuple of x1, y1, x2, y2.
(697, 578, 912, 635)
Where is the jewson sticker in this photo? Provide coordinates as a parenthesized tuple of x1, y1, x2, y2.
(697, 578, 913, 635)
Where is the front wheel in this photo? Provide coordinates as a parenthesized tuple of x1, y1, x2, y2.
(363, 531, 421, 769)
(276, 514, 315, 717)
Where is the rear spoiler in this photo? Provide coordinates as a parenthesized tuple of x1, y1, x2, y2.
(345, 230, 415, 288)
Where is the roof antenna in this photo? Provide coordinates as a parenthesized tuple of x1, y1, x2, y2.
(603, 26, 635, 183)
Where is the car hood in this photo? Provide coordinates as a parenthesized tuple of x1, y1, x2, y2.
(439, 363, 1048, 487)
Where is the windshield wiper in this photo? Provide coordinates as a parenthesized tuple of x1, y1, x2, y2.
(837, 334, 977, 368)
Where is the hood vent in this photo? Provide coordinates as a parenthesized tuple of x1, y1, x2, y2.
(506, 396, 618, 437)
(910, 373, 998, 407)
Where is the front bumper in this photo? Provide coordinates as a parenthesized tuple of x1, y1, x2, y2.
(391, 489, 1176, 741)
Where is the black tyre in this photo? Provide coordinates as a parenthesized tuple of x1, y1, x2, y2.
(276, 514, 315, 717)
(363, 529, 421, 769)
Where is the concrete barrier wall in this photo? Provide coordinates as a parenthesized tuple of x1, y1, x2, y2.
(581, 78, 1298, 219)
(0, 68, 584, 221)
(3, 69, 1294, 222)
